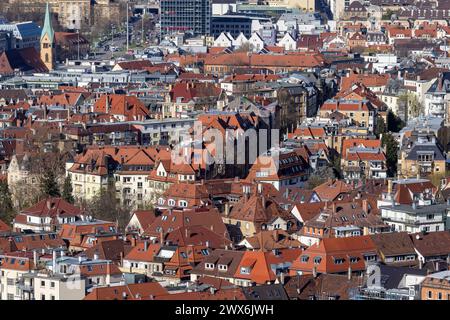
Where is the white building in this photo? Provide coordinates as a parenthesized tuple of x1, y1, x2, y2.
(380, 203, 449, 233)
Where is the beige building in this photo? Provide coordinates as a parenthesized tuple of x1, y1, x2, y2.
(21, 271, 86, 300)
(6, 0, 121, 32)
(264, 0, 316, 11)
(7, 154, 42, 209)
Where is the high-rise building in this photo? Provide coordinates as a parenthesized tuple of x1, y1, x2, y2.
(160, 0, 211, 37)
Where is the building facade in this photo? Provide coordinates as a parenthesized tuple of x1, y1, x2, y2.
(160, 0, 212, 37)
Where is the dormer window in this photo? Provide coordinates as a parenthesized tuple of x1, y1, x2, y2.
(333, 258, 344, 265)
(350, 257, 358, 263)
(301, 255, 309, 263)
(218, 264, 228, 271)
(168, 199, 175, 206)
(240, 266, 251, 275)
(179, 200, 188, 207)
(205, 263, 214, 270)
(314, 256, 322, 264)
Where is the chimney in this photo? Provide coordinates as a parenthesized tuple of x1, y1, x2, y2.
(279, 272, 285, 285)
(257, 183, 262, 194)
(331, 202, 336, 213)
(94, 252, 99, 260)
(387, 179, 393, 194)
(224, 202, 230, 217)
(435, 261, 439, 271)
(131, 237, 137, 247)
(144, 240, 148, 251)
(33, 250, 38, 268)
(160, 229, 164, 244)
(312, 266, 317, 278)
(47, 200, 52, 210)
(106, 261, 111, 286)
(362, 199, 369, 213)
(105, 95, 110, 114)
(419, 258, 423, 270)
(348, 266, 352, 280)
(416, 172, 421, 180)
(52, 250, 57, 272)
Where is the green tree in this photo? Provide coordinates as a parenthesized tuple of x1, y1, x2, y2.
(62, 175, 75, 204)
(0, 181, 15, 224)
(398, 93, 422, 122)
(387, 110, 405, 132)
(88, 186, 131, 231)
(375, 115, 387, 138)
(40, 168, 61, 198)
(382, 133, 398, 177)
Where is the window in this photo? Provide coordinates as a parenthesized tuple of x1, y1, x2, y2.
(218, 264, 227, 271)
(438, 292, 442, 300)
(205, 263, 214, 270)
(50, 282, 55, 288)
(428, 291, 432, 299)
(179, 200, 188, 207)
(41, 280, 45, 287)
(240, 266, 251, 275)
(301, 255, 309, 263)
(314, 257, 322, 264)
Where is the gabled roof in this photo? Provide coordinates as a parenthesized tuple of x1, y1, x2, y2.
(0, 47, 48, 75)
(20, 197, 85, 218)
(410, 231, 450, 258)
(289, 235, 377, 274)
(83, 239, 131, 264)
(93, 94, 150, 120)
(313, 180, 353, 202)
(340, 72, 390, 91)
(0, 219, 10, 233)
(164, 225, 232, 249)
(144, 207, 228, 239)
(228, 190, 293, 225)
(370, 232, 416, 258)
(84, 282, 168, 300)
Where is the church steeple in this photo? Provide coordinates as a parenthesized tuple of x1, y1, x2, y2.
(40, 2, 55, 71)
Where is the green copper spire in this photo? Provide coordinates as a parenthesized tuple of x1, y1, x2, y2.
(41, 2, 54, 43)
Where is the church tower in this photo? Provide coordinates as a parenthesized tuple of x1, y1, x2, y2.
(40, 2, 55, 71)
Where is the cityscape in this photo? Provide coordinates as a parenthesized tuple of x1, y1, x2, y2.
(0, 0, 449, 303)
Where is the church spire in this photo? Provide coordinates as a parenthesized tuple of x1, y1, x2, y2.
(41, 2, 54, 43)
(40, 2, 55, 71)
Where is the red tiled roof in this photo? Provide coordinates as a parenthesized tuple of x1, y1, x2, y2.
(84, 282, 168, 300)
